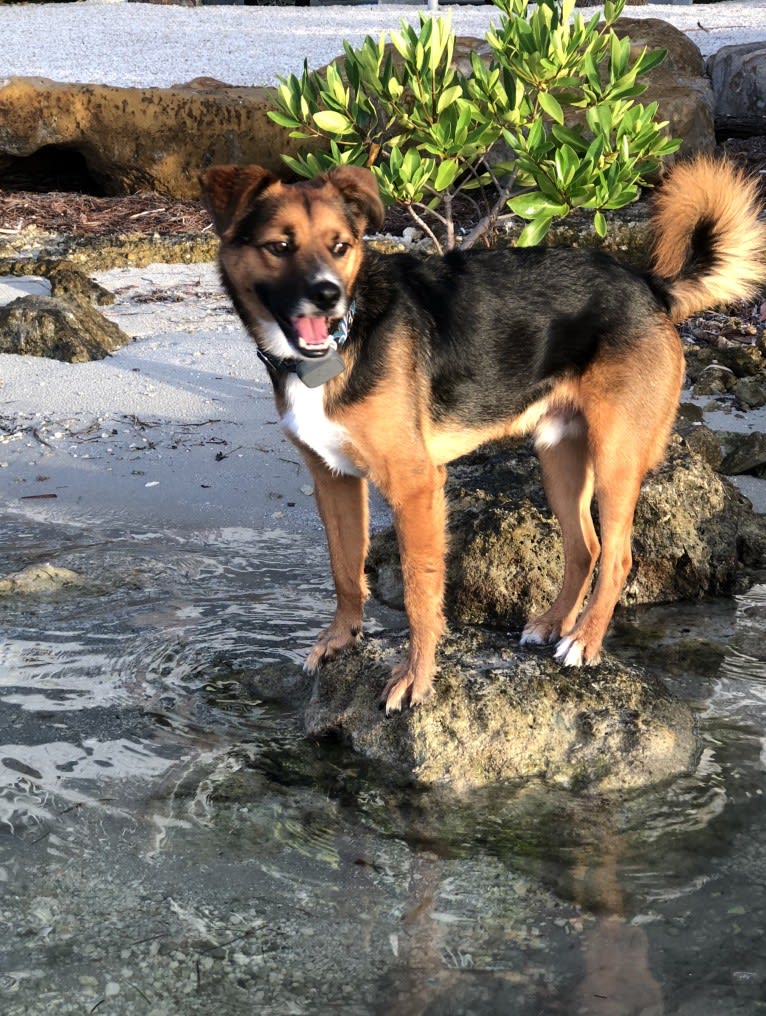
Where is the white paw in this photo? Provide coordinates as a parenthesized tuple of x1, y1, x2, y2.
(554, 636, 584, 667)
(519, 627, 545, 647)
(520, 623, 557, 647)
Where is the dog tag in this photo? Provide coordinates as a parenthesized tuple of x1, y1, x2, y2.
(295, 349, 346, 388)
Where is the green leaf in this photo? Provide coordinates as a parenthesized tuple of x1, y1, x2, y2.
(268, 111, 300, 129)
(633, 47, 667, 76)
(507, 191, 568, 219)
(437, 84, 465, 115)
(538, 91, 564, 125)
(551, 124, 588, 153)
(516, 215, 554, 247)
(312, 110, 353, 134)
(434, 159, 461, 191)
(554, 144, 578, 186)
(593, 210, 606, 237)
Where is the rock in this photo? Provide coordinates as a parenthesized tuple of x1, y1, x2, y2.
(691, 364, 736, 396)
(675, 419, 723, 470)
(734, 376, 766, 410)
(296, 629, 698, 792)
(0, 257, 114, 305)
(719, 432, 766, 478)
(0, 563, 83, 596)
(707, 42, 766, 119)
(685, 342, 764, 384)
(0, 293, 131, 361)
(614, 18, 715, 156)
(0, 76, 318, 199)
(368, 437, 766, 628)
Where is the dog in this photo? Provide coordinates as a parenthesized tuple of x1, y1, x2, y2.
(200, 156, 766, 713)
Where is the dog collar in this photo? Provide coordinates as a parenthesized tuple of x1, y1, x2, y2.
(330, 300, 355, 346)
(257, 302, 355, 389)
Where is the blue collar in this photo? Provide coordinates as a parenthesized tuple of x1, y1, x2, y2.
(330, 299, 355, 346)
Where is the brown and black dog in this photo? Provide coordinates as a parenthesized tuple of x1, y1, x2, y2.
(200, 157, 766, 713)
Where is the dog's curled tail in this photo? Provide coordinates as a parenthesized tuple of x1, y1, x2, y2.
(650, 155, 766, 323)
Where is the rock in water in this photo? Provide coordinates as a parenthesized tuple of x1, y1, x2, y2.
(0, 563, 83, 595)
(257, 629, 698, 793)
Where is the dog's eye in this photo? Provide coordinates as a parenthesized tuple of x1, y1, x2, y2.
(331, 241, 351, 258)
(262, 241, 291, 258)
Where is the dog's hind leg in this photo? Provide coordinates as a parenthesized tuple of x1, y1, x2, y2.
(553, 322, 683, 666)
(379, 463, 448, 713)
(301, 450, 369, 674)
(553, 449, 640, 667)
(521, 427, 600, 648)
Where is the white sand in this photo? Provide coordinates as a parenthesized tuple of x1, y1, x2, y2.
(0, 1, 764, 90)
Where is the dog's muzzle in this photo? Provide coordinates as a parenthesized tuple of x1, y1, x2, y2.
(285, 279, 346, 358)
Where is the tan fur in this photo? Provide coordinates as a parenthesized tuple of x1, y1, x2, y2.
(651, 156, 766, 322)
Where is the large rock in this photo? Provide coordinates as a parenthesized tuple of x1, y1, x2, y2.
(708, 42, 766, 119)
(249, 628, 697, 792)
(613, 18, 715, 155)
(0, 257, 114, 305)
(0, 76, 317, 199)
(0, 292, 131, 361)
(369, 437, 766, 628)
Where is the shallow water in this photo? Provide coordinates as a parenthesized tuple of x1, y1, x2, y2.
(1, 507, 765, 1016)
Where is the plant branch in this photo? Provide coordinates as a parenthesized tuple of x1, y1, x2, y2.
(405, 203, 444, 255)
(460, 170, 519, 250)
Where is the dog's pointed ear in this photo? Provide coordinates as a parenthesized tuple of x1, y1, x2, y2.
(199, 164, 277, 238)
(327, 165, 385, 233)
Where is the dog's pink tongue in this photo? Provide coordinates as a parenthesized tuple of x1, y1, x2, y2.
(292, 316, 329, 346)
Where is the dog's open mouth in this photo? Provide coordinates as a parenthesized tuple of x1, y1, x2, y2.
(288, 315, 334, 358)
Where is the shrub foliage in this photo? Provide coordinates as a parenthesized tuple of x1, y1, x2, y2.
(270, 0, 680, 252)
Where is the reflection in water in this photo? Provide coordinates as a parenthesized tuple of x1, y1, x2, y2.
(0, 510, 765, 1014)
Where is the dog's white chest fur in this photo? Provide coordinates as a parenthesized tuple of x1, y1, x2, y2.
(281, 376, 362, 477)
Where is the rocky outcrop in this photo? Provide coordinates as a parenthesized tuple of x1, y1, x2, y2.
(0, 291, 130, 361)
(0, 258, 114, 305)
(369, 437, 766, 629)
(247, 628, 698, 792)
(720, 432, 766, 479)
(0, 76, 318, 199)
(0, 563, 83, 596)
(685, 324, 766, 412)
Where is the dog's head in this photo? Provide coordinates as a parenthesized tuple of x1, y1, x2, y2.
(200, 164, 385, 361)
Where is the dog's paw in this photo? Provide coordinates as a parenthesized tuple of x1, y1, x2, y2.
(380, 661, 433, 715)
(553, 635, 601, 668)
(303, 623, 360, 675)
(520, 618, 560, 647)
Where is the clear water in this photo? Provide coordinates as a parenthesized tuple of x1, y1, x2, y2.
(1, 508, 765, 1016)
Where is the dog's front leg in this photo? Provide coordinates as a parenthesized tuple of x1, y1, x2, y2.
(380, 464, 447, 713)
(300, 449, 369, 675)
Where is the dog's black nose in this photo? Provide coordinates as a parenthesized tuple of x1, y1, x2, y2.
(307, 279, 342, 311)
